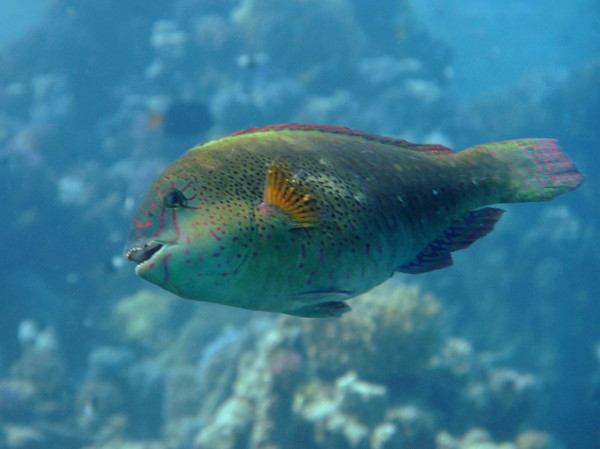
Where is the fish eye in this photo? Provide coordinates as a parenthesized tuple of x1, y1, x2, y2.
(163, 189, 187, 208)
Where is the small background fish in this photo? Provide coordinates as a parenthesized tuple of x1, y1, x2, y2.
(148, 100, 213, 137)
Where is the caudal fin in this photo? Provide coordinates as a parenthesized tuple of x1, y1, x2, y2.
(462, 139, 584, 203)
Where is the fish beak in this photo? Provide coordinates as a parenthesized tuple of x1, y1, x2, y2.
(124, 241, 164, 265)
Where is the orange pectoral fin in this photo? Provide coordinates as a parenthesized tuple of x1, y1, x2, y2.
(261, 160, 320, 228)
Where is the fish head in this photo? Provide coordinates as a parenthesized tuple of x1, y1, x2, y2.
(124, 155, 257, 300)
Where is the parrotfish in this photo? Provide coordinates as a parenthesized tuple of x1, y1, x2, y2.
(124, 124, 584, 318)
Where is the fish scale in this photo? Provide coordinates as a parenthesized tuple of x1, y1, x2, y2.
(125, 124, 584, 318)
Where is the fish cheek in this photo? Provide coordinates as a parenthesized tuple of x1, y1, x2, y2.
(177, 203, 256, 276)
(136, 242, 200, 296)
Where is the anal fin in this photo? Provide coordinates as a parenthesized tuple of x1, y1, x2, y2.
(398, 207, 505, 274)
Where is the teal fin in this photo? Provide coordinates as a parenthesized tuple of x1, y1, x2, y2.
(286, 301, 351, 318)
(398, 207, 505, 274)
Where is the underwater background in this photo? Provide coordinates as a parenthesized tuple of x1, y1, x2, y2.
(0, 0, 598, 448)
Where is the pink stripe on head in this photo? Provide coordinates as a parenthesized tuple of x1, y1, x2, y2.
(169, 208, 180, 243)
(159, 253, 172, 286)
(154, 207, 166, 238)
(134, 218, 152, 229)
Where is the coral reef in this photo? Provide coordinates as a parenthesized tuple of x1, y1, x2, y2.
(99, 282, 549, 449)
(0, 280, 566, 449)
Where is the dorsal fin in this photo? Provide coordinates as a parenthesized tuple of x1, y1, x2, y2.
(398, 207, 505, 274)
(226, 124, 455, 155)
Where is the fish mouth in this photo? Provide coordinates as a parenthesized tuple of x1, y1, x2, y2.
(125, 241, 164, 265)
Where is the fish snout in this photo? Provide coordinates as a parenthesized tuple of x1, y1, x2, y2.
(124, 241, 163, 265)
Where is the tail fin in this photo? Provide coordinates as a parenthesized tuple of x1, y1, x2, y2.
(461, 139, 584, 203)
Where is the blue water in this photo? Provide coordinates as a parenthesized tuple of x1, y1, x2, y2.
(0, 1, 598, 448)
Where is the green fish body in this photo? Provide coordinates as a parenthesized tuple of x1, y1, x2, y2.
(125, 124, 584, 317)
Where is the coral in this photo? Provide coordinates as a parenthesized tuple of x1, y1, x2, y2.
(123, 361, 166, 439)
(210, 77, 305, 132)
(334, 372, 388, 425)
(84, 441, 168, 449)
(432, 337, 475, 378)
(427, 358, 539, 439)
(193, 396, 253, 449)
(1, 421, 88, 449)
(79, 346, 165, 440)
(296, 372, 436, 449)
(292, 90, 365, 129)
(183, 282, 546, 449)
(112, 289, 178, 349)
(9, 337, 67, 416)
(459, 58, 600, 155)
(481, 369, 538, 438)
(193, 317, 307, 449)
(0, 379, 36, 422)
(157, 305, 248, 366)
(302, 281, 441, 383)
(385, 406, 435, 448)
(434, 428, 563, 449)
(76, 380, 125, 433)
(189, 282, 442, 449)
(516, 431, 562, 449)
(232, 0, 366, 83)
(164, 366, 201, 423)
(296, 372, 387, 442)
(86, 346, 136, 382)
(194, 327, 248, 419)
(150, 20, 187, 59)
(359, 56, 425, 88)
(3, 425, 46, 449)
(191, 14, 237, 54)
(0, 279, 558, 449)
(57, 170, 96, 207)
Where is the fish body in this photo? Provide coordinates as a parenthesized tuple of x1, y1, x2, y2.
(125, 124, 584, 317)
